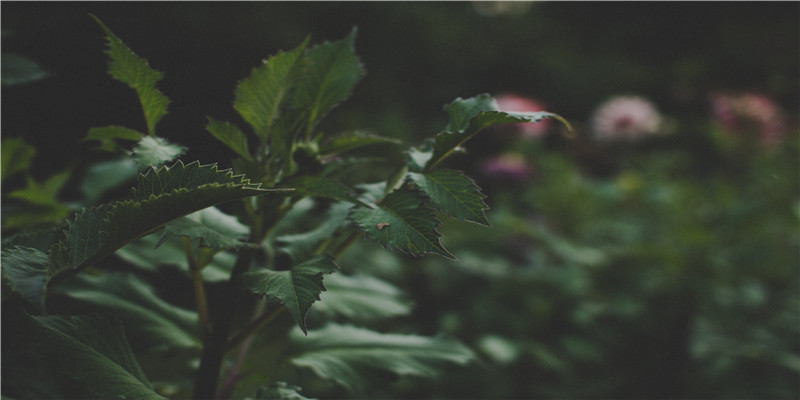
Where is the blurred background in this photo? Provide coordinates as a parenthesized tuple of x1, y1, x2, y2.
(3, 2, 798, 399)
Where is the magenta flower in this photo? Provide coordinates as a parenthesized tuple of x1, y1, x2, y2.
(591, 96, 662, 141)
(709, 92, 787, 145)
(480, 153, 533, 182)
(495, 93, 551, 138)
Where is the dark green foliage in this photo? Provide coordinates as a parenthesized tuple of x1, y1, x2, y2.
(1, 16, 565, 400)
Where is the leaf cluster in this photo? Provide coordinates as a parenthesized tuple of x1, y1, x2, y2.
(1, 16, 568, 400)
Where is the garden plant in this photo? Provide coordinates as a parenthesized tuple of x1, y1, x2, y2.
(1, 16, 570, 399)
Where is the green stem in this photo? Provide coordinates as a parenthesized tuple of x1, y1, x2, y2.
(184, 237, 211, 340)
(191, 244, 257, 400)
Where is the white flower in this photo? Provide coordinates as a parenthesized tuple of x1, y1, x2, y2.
(591, 96, 662, 141)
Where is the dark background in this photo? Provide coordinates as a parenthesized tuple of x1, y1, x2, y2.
(3, 1, 798, 180)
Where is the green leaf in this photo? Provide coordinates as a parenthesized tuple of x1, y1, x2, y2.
(1, 137, 36, 182)
(292, 28, 365, 137)
(425, 95, 569, 171)
(242, 255, 339, 334)
(115, 233, 235, 282)
(84, 125, 144, 142)
(283, 176, 363, 205)
(8, 312, 166, 400)
(313, 273, 411, 321)
(92, 15, 170, 136)
(80, 157, 139, 202)
(349, 187, 455, 260)
(276, 201, 352, 262)
(319, 131, 402, 156)
(247, 382, 315, 400)
(7, 169, 72, 207)
(62, 161, 275, 271)
(1, 246, 49, 311)
(1, 53, 49, 86)
(156, 206, 249, 250)
(444, 93, 498, 132)
(52, 272, 200, 352)
(289, 323, 475, 392)
(408, 169, 489, 226)
(206, 117, 253, 160)
(132, 136, 187, 168)
(234, 36, 309, 141)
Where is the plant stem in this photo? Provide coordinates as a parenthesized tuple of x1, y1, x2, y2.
(192, 245, 257, 400)
(225, 306, 284, 351)
(184, 237, 211, 340)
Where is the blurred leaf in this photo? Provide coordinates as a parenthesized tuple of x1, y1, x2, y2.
(53, 272, 200, 352)
(1, 137, 36, 182)
(242, 255, 339, 334)
(92, 15, 170, 136)
(1, 53, 49, 86)
(206, 117, 253, 160)
(156, 206, 249, 250)
(84, 125, 144, 142)
(13, 312, 166, 399)
(115, 233, 235, 282)
(319, 131, 402, 156)
(314, 273, 411, 321)
(289, 323, 475, 392)
(282, 176, 364, 205)
(80, 157, 139, 202)
(349, 186, 454, 260)
(1, 246, 49, 311)
(408, 169, 489, 225)
(234, 36, 309, 141)
(132, 136, 186, 168)
(246, 382, 315, 400)
(7, 169, 71, 207)
(276, 201, 352, 262)
(292, 28, 365, 137)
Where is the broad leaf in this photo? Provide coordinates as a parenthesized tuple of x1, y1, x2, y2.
(62, 161, 275, 271)
(313, 273, 411, 321)
(349, 187, 455, 260)
(283, 176, 363, 205)
(320, 131, 402, 156)
(247, 382, 314, 400)
(206, 117, 252, 160)
(80, 157, 139, 202)
(116, 233, 235, 282)
(276, 201, 352, 262)
(1, 137, 36, 182)
(7, 312, 166, 400)
(292, 29, 365, 137)
(53, 272, 200, 352)
(156, 206, 249, 250)
(1, 53, 49, 86)
(234, 37, 309, 141)
(444, 93, 498, 132)
(425, 95, 569, 171)
(242, 255, 339, 334)
(84, 125, 144, 142)
(408, 169, 489, 226)
(132, 136, 187, 168)
(290, 323, 475, 392)
(1, 246, 49, 311)
(92, 15, 170, 136)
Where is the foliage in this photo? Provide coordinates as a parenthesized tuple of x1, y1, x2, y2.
(1, 16, 566, 400)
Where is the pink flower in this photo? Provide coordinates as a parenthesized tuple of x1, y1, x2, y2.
(591, 96, 662, 141)
(480, 153, 533, 182)
(709, 92, 787, 145)
(495, 93, 551, 138)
